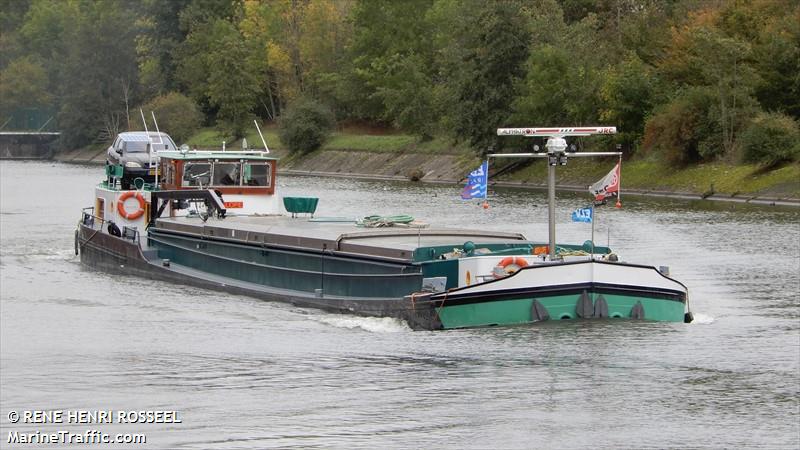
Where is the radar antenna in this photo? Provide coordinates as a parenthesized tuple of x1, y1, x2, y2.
(492, 127, 621, 260)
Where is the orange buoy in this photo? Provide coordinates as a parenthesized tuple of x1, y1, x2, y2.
(117, 191, 146, 220)
(492, 256, 529, 279)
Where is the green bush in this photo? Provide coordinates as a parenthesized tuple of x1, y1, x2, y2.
(133, 92, 202, 143)
(739, 112, 800, 167)
(642, 88, 718, 167)
(278, 99, 335, 154)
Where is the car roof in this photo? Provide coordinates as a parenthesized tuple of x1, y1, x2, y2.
(117, 131, 172, 142)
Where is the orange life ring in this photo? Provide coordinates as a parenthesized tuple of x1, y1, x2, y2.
(492, 256, 529, 279)
(117, 191, 146, 220)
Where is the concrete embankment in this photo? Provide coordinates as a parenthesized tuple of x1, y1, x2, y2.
(0, 132, 60, 160)
(53, 147, 799, 207)
(276, 149, 800, 207)
(53, 146, 107, 164)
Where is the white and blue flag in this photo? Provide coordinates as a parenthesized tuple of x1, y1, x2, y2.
(571, 206, 593, 223)
(461, 161, 488, 200)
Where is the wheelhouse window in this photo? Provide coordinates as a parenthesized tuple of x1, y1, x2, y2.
(212, 162, 241, 186)
(181, 160, 271, 188)
(243, 162, 271, 187)
(182, 162, 211, 187)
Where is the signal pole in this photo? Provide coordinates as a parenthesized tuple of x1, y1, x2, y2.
(491, 127, 621, 260)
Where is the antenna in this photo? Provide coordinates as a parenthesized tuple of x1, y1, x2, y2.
(148, 111, 164, 188)
(151, 112, 164, 144)
(493, 126, 620, 260)
(139, 109, 149, 134)
(138, 109, 155, 187)
(254, 120, 270, 154)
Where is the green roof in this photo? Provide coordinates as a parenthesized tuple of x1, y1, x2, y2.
(156, 150, 278, 161)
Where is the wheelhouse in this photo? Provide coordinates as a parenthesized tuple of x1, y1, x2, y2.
(157, 151, 277, 194)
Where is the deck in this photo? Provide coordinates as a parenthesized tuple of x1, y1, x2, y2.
(154, 215, 530, 262)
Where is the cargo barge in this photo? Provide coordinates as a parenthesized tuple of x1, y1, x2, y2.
(75, 127, 691, 330)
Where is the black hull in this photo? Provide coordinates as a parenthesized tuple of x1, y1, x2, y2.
(76, 224, 442, 330)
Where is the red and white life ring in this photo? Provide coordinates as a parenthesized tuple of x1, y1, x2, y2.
(492, 256, 529, 279)
(117, 191, 146, 220)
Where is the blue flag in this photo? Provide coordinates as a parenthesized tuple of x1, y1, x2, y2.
(571, 206, 593, 223)
(461, 161, 488, 200)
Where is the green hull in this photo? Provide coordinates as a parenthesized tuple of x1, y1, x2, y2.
(436, 292, 685, 329)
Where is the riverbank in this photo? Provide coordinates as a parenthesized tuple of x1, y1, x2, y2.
(51, 130, 800, 207)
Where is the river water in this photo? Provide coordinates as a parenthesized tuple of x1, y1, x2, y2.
(1, 161, 798, 449)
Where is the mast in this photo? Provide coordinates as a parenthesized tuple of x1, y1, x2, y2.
(254, 120, 270, 154)
(151, 111, 163, 188)
(492, 126, 620, 260)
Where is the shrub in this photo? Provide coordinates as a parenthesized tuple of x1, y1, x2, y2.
(406, 168, 424, 181)
(739, 112, 800, 167)
(642, 88, 718, 167)
(133, 92, 202, 143)
(278, 99, 335, 154)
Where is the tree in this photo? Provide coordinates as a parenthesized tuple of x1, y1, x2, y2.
(135, 0, 192, 98)
(655, 7, 761, 160)
(0, 0, 32, 69)
(642, 87, 717, 166)
(692, 28, 758, 157)
(174, 0, 244, 119)
(16, 0, 76, 103)
(223, 0, 354, 124)
(446, 0, 531, 154)
(56, 1, 140, 147)
(513, 45, 574, 126)
(278, 98, 334, 153)
(752, 6, 800, 120)
(177, 0, 243, 32)
(238, 0, 302, 119)
(0, 56, 51, 116)
(346, 0, 438, 138)
(512, 8, 610, 134)
(239, 0, 282, 120)
(205, 19, 260, 138)
(134, 92, 202, 143)
(599, 54, 660, 152)
(298, 0, 353, 118)
(739, 112, 800, 167)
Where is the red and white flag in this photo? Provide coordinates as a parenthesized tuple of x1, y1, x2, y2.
(589, 162, 620, 202)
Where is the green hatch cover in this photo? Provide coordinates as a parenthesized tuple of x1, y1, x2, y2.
(283, 196, 319, 215)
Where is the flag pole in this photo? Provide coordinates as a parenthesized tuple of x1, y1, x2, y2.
(591, 205, 595, 257)
(615, 154, 623, 208)
(482, 159, 490, 209)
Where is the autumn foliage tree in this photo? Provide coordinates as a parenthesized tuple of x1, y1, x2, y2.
(0, 0, 797, 169)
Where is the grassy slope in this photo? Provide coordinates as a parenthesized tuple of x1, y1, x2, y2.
(186, 127, 800, 199)
(186, 128, 460, 154)
(501, 157, 800, 197)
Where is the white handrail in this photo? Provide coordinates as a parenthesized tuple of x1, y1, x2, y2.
(254, 120, 270, 154)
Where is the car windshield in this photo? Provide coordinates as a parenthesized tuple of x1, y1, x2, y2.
(125, 141, 149, 153)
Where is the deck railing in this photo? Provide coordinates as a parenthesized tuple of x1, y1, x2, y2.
(80, 207, 140, 244)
